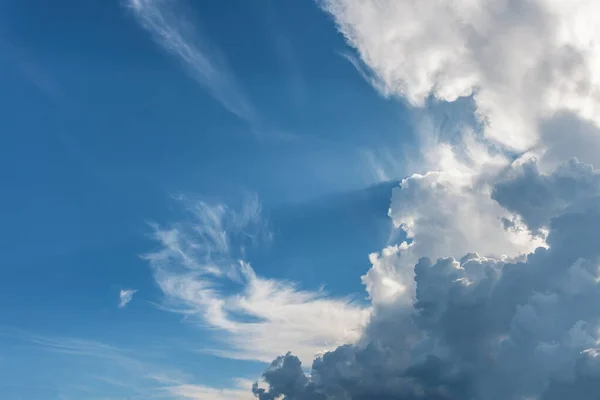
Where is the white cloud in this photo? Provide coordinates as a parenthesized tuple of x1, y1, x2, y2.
(126, 0, 257, 125)
(165, 378, 254, 400)
(361, 132, 545, 306)
(320, 0, 600, 154)
(315, 0, 600, 307)
(119, 289, 138, 308)
(144, 194, 370, 363)
(249, 2, 600, 398)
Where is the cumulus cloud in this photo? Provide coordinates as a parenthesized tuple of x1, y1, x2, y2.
(144, 194, 369, 363)
(254, 158, 600, 399)
(319, 0, 600, 155)
(126, 0, 257, 125)
(253, 1, 600, 398)
(312, 0, 600, 310)
(363, 132, 545, 306)
(119, 289, 137, 308)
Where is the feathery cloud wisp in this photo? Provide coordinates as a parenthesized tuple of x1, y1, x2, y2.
(126, 0, 257, 125)
(144, 194, 369, 363)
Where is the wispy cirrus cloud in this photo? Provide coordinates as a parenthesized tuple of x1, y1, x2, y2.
(2, 328, 254, 399)
(0, 37, 64, 101)
(2, 330, 171, 398)
(126, 0, 258, 126)
(119, 289, 138, 308)
(144, 193, 370, 363)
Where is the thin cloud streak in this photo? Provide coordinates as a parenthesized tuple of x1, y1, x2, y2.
(3, 328, 253, 399)
(126, 0, 258, 125)
(0, 37, 65, 102)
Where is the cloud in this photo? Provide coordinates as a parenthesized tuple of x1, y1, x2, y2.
(254, 158, 600, 399)
(126, 0, 257, 125)
(253, 1, 600, 399)
(4, 331, 173, 398)
(361, 130, 545, 307)
(539, 111, 600, 170)
(119, 289, 138, 308)
(121, 0, 600, 397)
(310, 0, 600, 312)
(319, 0, 600, 155)
(144, 194, 370, 363)
(3, 329, 256, 399)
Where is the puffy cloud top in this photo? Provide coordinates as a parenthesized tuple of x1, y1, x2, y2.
(320, 0, 600, 153)
(254, 159, 600, 399)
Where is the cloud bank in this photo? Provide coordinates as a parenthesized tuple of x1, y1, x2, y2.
(254, 158, 600, 399)
(252, 0, 600, 399)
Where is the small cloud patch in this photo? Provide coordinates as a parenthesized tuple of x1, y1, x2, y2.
(119, 289, 138, 309)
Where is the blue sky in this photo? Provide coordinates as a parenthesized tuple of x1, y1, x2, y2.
(0, 0, 411, 398)
(5, 0, 600, 399)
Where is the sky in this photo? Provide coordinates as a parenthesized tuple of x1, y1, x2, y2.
(3, 0, 600, 399)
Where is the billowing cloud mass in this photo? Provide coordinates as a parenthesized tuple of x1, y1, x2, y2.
(320, 0, 600, 154)
(253, 0, 600, 399)
(254, 160, 600, 400)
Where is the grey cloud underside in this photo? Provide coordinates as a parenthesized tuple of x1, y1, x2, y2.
(254, 158, 600, 399)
